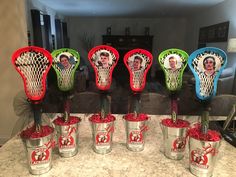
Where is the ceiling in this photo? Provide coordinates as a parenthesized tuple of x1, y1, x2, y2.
(38, 0, 225, 17)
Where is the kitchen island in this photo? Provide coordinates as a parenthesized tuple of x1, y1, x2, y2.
(0, 114, 235, 177)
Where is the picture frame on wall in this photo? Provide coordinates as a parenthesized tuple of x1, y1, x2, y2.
(198, 21, 229, 43)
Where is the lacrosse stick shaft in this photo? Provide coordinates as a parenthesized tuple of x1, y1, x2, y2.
(201, 101, 210, 134)
(100, 92, 110, 119)
(133, 93, 141, 117)
(170, 93, 178, 123)
(32, 103, 42, 132)
(63, 93, 71, 122)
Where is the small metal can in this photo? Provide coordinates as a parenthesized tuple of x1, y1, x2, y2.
(189, 137, 221, 177)
(54, 116, 81, 157)
(124, 119, 148, 151)
(22, 130, 54, 175)
(90, 120, 115, 154)
(160, 122, 188, 160)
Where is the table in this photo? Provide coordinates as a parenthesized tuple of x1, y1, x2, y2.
(0, 114, 235, 177)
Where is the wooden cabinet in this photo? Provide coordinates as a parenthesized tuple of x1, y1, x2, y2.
(102, 35, 153, 87)
(102, 35, 153, 52)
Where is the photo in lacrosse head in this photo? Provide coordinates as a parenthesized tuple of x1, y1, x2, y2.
(126, 53, 151, 91)
(197, 55, 221, 77)
(127, 54, 147, 72)
(91, 49, 114, 69)
(163, 54, 183, 71)
(56, 52, 77, 70)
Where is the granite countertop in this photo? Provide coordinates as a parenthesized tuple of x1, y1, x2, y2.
(0, 114, 235, 177)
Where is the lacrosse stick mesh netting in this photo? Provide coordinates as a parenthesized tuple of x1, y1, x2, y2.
(51, 48, 80, 91)
(124, 49, 153, 92)
(158, 49, 189, 91)
(188, 48, 227, 100)
(12, 46, 52, 101)
(88, 45, 119, 90)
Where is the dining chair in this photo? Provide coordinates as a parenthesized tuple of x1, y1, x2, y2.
(71, 91, 111, 113)
(209, 94, 236, 116)
(128, 92, 171, 115)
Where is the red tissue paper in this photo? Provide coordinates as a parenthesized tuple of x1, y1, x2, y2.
(53, 116, 81, 126)
(20, 125, 54, 139)
(123, 113, 149, 121)
(89, 113, 116, 123)
(161, 118, 190, 128)
(188, 123, 221, 141)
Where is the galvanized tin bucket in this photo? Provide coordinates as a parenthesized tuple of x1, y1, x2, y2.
(124, 119, 148, 151)
(22, 131, 54, 175)
(160, 123, 188, 160)
(90, 120, 115, 154)
(54, 117, 81, 158)
(189, 137, 221, 177)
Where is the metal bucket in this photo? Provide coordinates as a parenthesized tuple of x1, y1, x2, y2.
(90, 120, 115, 154)
(54, 117, 81, 158)
(189, 137, 221, 177)
(124, 119, 148, 152)
(22, 131, 54, 175)
(160, 123, 188, 160)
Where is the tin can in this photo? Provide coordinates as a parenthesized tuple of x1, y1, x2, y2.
(124, 119, 148, 151)
(90, 120, 115, 154)
(54, 116, 81, 157)
(189, 137, 221, 177)
(160, 123, 188, 160)
(22, 130, 54, 175)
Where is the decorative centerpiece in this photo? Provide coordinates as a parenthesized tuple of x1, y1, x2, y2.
(188, 47, 227, 177)
(12, 46, 54, 175)
(123, 49, 153, 151)
(158, 48, 190, 160)
(88, 45, 119, 154)
(51, 48, 81, 157)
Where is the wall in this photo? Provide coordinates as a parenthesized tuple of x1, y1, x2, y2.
(186, 0, 236, 67)
(67, 17, 188, 68)
(0, 0, 28, 144)
(186, 0, 236, 93)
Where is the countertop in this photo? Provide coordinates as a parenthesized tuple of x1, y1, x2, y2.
(0, 114, 235, 177)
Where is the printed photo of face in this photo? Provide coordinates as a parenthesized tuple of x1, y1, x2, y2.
(99, 52, 110, 69)
(169, 56, 177, 70)
(203, 56, 215, 75)
(133, 56, 143, 71)
(59, 54, 71, 69)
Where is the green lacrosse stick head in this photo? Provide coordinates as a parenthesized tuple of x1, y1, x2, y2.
(158, 49, 189, 92)
(52, 48, 80, 91)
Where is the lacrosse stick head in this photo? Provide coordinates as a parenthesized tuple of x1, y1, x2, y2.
(158, 48, 189, 92)
(188, 47, 227, 101)
(51, 48, 80, 92)
(88, 45, 119, 91)
(124, 49, 153, 92)
(12, 46, 52, 102)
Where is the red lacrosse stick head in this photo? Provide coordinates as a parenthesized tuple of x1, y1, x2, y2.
(88, 45, 119, 90)
(124, 49, 153, 92)
(12, 46, 52, 102)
